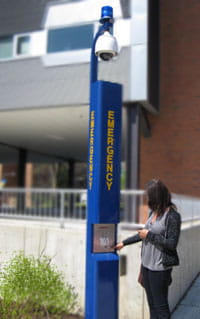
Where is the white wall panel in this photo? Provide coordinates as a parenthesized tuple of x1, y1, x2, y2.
(44, 0, 123, 28)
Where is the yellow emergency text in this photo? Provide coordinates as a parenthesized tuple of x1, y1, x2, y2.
(106, 110, 115, 191)
(89, 110, 95, 190)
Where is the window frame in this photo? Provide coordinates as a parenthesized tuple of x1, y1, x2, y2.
(0, 33, 32, 61)
(43, 22, 97, 66)
(0, 35, 14, 60)
(14, 33, 31, 57)
(47, 23, 95, 54)
(0, 22, 97, 64)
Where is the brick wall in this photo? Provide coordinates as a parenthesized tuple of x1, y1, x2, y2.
(140, 0, 200, 196)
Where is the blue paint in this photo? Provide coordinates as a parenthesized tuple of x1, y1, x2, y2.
(85, 81, 122, 319)
(101, 6, 113, 20)
(85, 6, 121, 319)
(88, 81, 122, 223)
(100, 6, 114, 23)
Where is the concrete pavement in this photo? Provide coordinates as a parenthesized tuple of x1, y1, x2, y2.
(171, 274, 200, 319)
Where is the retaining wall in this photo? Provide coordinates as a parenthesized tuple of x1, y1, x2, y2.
(0, 219, 199, 318)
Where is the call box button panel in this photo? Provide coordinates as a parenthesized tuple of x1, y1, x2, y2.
(93, 224, 116, 253)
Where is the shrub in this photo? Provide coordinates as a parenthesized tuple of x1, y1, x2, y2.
(0, 252, 78, 319)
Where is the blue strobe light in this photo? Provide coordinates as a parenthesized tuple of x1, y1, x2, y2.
(100, 6, 114, 23)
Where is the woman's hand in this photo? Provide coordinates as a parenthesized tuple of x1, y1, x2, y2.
(138, 229, 149, 239)
(114, 242, 124, 250)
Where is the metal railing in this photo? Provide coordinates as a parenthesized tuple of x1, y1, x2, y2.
(0, 188, 145, 226)
(0, 188, 87, 226)
(0, 188, 199, 227)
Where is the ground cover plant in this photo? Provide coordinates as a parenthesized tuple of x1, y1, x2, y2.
(0, 252, 82, 319)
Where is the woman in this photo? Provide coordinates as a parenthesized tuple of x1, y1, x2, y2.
(115, 179, 181, 319)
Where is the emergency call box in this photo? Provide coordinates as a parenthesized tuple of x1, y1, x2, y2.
(93, 224, 116, 253)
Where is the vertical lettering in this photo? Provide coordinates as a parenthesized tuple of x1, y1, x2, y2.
(89, 111, 95, 190)
(106, 110, 115, 191)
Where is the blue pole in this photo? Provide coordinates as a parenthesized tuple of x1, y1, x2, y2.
(85, 6, 122, 319)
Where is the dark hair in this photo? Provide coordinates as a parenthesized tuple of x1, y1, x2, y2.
(146, 179, 175, 216)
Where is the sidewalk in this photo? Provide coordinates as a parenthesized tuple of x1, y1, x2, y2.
(171, 274, 200, 319)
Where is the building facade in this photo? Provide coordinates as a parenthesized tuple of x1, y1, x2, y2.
(0, 0, 199, 197)
(140, 0, 200, 197)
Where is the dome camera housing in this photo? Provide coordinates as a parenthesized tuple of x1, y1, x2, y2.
(95, 31, 118, 61)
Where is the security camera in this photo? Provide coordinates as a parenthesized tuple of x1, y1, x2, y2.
(95, 31, 119, 61)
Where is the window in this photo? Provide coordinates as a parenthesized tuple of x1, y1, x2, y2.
(0, 34, 31, 60)
(0, 36, 13, 59)
(16, 35, 30, 55)
(47, 24, 94, 53)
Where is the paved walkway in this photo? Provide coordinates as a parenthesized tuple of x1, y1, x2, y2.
(171, 274, 200, 319)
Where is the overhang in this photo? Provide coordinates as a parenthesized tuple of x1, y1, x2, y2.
(0, 105, 126, 162)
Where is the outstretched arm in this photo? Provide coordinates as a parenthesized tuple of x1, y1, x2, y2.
(115, 233, 142, 250)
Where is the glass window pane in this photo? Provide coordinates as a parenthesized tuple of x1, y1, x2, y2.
(0, 36, 13, 59)
(17, 36, 30, 55)
(47, 24, 94, 53)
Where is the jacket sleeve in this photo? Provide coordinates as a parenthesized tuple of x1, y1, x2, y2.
(122, 233, 142, 246)
(146, 211, 181, 251)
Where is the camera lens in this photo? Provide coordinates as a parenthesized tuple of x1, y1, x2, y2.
(100, 52, 113, 61)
